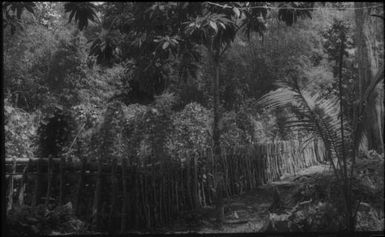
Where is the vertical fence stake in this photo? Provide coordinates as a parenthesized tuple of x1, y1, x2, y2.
(18, 159, 30, 207)
(45, 156, 53, 208)
(32, 158, 42, 207)
(75, 157, 86, 216)
(59, 156, 64, 205)
(121, 158, 128, 233)
(109, 157, 118, 231)
(92, 156, 102, 230)
(7, 158, 17, 213)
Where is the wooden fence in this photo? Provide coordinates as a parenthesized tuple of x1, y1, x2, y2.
(5, 139, 325, 232)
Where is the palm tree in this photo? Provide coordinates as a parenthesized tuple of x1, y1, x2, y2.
(256, 67, 383, 230)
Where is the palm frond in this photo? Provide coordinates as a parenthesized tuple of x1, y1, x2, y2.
(257, 77, 353, 164)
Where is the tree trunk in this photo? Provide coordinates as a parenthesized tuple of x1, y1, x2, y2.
(354, 2, 384, 154)
(211, 50, 225, 224)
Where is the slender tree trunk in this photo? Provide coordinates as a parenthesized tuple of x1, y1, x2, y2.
(338, 32, 353, 231)
(354, 2, 384, 154)
(212, 51, 225, 224)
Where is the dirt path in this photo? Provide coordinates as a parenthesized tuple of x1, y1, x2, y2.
(164, 164, 330, 233)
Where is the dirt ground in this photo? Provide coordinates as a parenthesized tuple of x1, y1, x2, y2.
(162, 164, 331, 233)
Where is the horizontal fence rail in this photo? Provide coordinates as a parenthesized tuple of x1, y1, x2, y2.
(5, 139, 325, 231)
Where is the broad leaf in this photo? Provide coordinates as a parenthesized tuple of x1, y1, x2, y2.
(64, 2, 99, 30)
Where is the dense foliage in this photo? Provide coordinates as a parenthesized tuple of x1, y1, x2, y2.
(3, 1, 384, 233)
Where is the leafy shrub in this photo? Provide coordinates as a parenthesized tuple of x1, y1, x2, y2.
(221, 111, 250, 147)
(88, 101, 126, 163)
(288, 201, 343, 231)
(4, 99, 39, 158)
(355, 202, 384, 231)
(167, 102, 211, 161)
(268, 160, 384, 231)
(7, 203, 89, 236)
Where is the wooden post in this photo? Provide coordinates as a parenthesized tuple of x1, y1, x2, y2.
(186, 156, 192, 210)
(134, 167, 140, 227)
(18, 159, 30, 206)
(92, 156, 102, 230)
(121, 158, 128, 233)
(141, 167, 150, 229)
(45, 155, 53, 208)
(179, 166, 184, 210)
(32, 158, 42, 207)
(193, 153, 200, 210)
(59, 156, 65, 205)
(215, 172, 225, 224)
(262, 144, 266, 183)
(162, 172, 166, 224)
(175, 167, 179, 213)
(109, 157, 118, 231)
(75, 157, 86, 216)
(7, 158, 17, 212)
